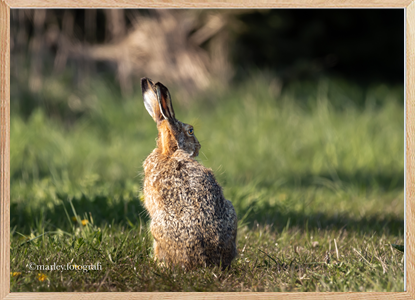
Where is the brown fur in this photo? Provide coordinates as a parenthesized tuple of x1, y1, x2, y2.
(141, 77, 237, 269)
(157, 121, 177, 157)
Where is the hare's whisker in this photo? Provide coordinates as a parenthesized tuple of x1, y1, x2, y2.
(201, 151, 209, 161)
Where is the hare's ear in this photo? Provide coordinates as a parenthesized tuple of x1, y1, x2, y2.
(155, 82, 176, 121)
(141, 77, 163, 123)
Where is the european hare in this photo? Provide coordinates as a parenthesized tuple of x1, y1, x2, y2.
(141, 78, 237, 269)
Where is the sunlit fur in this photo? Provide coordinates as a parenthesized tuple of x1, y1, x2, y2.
(141, 77, 237, 269)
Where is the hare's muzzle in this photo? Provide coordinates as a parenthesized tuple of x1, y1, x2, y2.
(193, 143, 201, 157)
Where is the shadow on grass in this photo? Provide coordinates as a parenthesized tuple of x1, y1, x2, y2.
(242, 205, 404, 237)
(10, 194, 149, 234)
(256, 169, 404, 192)
(11, 168, 404, 237)
(238, 169, 404, 237)
(11, 193, 404, 239)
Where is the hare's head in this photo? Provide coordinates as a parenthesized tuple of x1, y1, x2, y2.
(141, 78, 201, 158)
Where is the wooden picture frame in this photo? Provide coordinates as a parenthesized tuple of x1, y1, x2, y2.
(1, 2, 413, 299)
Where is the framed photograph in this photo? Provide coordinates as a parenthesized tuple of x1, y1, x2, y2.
(1, 2, 413, 299)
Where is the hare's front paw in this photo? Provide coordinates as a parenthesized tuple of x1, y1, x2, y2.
(153, 240, 168, 268)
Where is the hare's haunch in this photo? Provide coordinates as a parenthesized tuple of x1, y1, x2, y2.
(141, 78, 237, 269)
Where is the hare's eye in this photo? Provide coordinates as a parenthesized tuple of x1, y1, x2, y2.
(188, 128, 194, 135)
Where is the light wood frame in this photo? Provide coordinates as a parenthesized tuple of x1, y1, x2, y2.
(1, 2, 413, 299)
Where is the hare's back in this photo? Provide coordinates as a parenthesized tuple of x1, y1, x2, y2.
(157, 156, 226, 214)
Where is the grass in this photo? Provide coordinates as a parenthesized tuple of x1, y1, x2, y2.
(10, 72, 404, 292)
(10, 219, 403, 292)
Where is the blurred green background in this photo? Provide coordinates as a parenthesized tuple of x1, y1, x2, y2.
(10, 9, 404, 235)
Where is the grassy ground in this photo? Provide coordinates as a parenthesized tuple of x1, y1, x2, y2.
(10, 73, 404, 292)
